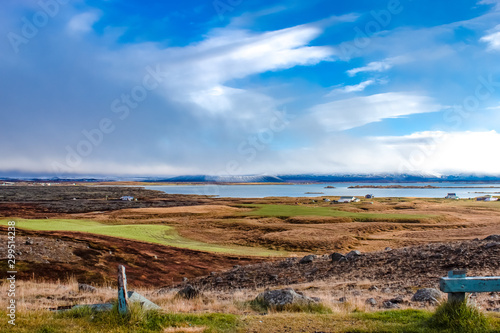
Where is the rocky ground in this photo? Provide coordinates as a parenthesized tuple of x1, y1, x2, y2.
(0, 185, 212, 216)
(182, 236, 500, 293)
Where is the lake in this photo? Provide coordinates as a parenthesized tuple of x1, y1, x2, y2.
(145, 183, 500, 198)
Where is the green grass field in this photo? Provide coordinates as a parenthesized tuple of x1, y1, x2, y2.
(0, 219, 285, 257)
(241, 204, 436, 222)
(2, 309, 499, 333)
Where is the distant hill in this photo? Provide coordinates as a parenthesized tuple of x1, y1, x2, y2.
(2, 173, 500, 183)
(278, 173, 500, 183)
(149, 175, 286, 183)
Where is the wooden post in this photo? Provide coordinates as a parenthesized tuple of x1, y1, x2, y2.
(117, 265, 129, 314)
(447, 270, 466, 303)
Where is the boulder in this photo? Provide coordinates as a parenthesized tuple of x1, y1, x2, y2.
(299, 255, 317, 264)
(255, 288, 316, 307)
(484, 242, 499, 249)
(389, 296, 404, 304)
(25, 238, 34, 245)
(411, 288, 441, 303)
(78, 283, 96, 293)
(330, 252, 346, 262)
(176, 284, 201, 300)
(346, 250, 361, 259)
(383, 301, 400, 309)
(365, 298, 377, 306)
(127, 291, 161, 310)
(484, 235, 500, 241)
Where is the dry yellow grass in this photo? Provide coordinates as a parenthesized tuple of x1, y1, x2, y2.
(0, 276, 455, 315)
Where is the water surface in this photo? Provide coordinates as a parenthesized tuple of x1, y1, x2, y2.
(145, 183, 500, 198)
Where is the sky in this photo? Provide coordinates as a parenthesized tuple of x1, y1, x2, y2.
(1, 0, 500, 177)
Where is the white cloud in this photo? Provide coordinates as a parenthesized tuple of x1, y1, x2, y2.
(67, 12, 100, 33)
(143, 23, 335, 124)
(0, 17, 338, 175)
(327, 79, 375, 96)
(165, 24, 334, 90)
(310, 92, 443, 131)
(374, 130, 500, 174)
(251, 130, 500, 175)
(487, 103, 500, 110)
(480, 24, 500, 51)
(478, 0, 500, 10)
(346, 56, 408, 76)
(4, 1, 500, 177)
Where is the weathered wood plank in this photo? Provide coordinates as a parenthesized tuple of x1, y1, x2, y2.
(117, 265, 129, 314)
(440, 277, 500, 293)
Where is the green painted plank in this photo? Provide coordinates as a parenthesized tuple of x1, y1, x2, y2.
(440, 276, 500, 293)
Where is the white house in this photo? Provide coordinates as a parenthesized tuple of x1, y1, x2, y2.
(485, 195, 499, 202)
(477, 195, 498, 201)
(338, 196, 360, 203)
(445, 193, 459, 199)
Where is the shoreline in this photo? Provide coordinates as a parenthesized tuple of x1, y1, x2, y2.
(348, 185, 500, 189)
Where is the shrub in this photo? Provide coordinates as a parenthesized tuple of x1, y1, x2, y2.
(248, 299, 332, 314)
(428, 300, 489, 333)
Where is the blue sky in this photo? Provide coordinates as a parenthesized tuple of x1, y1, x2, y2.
(1, 0, 500, 176)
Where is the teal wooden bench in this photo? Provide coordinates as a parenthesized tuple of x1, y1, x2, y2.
(440, 270, 500, 302)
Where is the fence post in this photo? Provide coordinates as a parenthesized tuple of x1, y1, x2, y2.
(118, 265, 129, 314)
(448, 270, 466, 303)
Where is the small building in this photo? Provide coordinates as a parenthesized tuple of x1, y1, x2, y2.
(445, 193, 459, 199)
(365, 194, 374, 199)
(121, 196, 134, 201)
(338, 196, 360, 203)
(484, 195, 499, 202)
(476, 195, 498, 201)
(323, 198, 331, 202)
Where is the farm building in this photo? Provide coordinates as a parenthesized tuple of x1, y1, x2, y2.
(477, 195, 498, 201)
(338, 196, 360, 203)
(445, 193, 459, 199)
(121, 196, 134, 201)
(485, 195, 499, 202)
